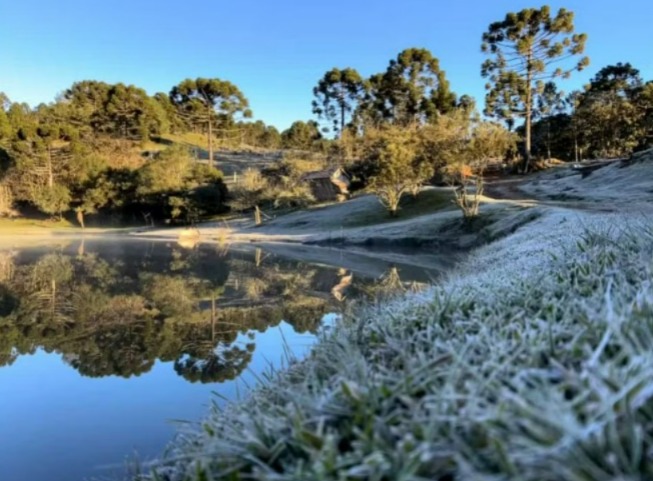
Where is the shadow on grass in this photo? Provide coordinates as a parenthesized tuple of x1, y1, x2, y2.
(341, 189, 453, 229)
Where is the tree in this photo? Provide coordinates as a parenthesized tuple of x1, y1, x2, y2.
(137, 145, 226, 224)
(170, 78, 251, 163)
(33, 183, 71, 220)
(238, 120, 282, 149)
(447, 120, 515, 218)
(103, 83, 164, 141)
(417, 111, 515, 218)
(7, 113, 78, 217)
(137, 145, 198, 194)
(637, 81, 653, 150)
(360, 48, 457, 127)
(152, 92, 182, 133)
(62, 80, 112, 135)
(229, 168, 268, 214)
(0, 181, 14, 217)
(312, 68, 367, 136)
(575, 63, 645, 157)
(535, 81, 566, 159)
(0, 93, 11, 141)
(281, 120, 323, 150)
(362, 125, 434, 216)
(174, 341, 254, 384)
(482, 6, 589, 171)
(528, 112, 575, 161)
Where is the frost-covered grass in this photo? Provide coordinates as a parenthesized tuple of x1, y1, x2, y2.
(522, 148, 653, 205)
(139, 208, 653, 481)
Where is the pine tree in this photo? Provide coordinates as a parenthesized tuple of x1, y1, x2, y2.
(481, 6, 589, 171)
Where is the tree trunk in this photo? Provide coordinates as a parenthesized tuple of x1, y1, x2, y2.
(211, 296, 216, 327)
(207, 106, 213, 165)
(254, 205, 262, 226)
(76, 210, 85, 229)
(575, 137, 579, 163)
(546, 119, 552, 160)
(524, 52, 533, 173)
(525, 96, 533, 172)
(50, 279, 57, 320)
(47, 145, 54, 188)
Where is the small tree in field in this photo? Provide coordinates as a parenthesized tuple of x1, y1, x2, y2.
(363, 126, 433, 216)
(445, 121, 516, 218)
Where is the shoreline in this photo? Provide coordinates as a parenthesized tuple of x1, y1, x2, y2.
(137, 157, 653, 479)
(141, 198, 653, 481)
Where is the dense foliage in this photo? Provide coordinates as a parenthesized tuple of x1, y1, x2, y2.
(0, 78, 269, 224)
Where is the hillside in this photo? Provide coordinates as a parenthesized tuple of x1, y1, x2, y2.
(157, 133, 283, 181)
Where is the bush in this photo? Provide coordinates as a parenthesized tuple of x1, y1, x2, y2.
(33, 184, 71, 219)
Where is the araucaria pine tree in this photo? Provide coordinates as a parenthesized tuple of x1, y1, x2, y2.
(481, 6, 589, 171)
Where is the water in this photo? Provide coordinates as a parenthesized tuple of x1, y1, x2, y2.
(0, 238, 454, 481)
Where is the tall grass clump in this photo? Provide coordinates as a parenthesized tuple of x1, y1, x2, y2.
(139, 210, 653, 481)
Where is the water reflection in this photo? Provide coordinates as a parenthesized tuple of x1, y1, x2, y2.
(0, 239, 450, 481)
(0, 240, 435, 382)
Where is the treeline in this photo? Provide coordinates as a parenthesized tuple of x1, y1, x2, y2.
(526, 63, 653, 161)
(0, 80, 326, 224)
(300, 6, 652, 217)
(310, 11, 652, 165)
(1, 5, 652, 223)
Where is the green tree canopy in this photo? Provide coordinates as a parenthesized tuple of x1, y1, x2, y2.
(169, 78, 252, 163)
(362, 125, 434, 215)
(281, 120, 323, 150)
(0, 93, 12, 141)
(102, 83, 165, 140)
(638, 81, 653, 149)
(62, 80, 112, 134)
(482, 6, 589, 171)
(312, 67, 367, 136)
(575, 63, 646, 157)
(360, 48, 457, 127)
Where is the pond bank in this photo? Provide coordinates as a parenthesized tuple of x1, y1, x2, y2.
(139, 203, 653, 481)
(132, 192, 547, 252)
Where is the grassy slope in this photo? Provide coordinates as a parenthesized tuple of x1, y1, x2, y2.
(0, 217, 76, 233)
(340, 189, 452, 228)
(256, 188, 453, 231)
(141, 176, 653, 481)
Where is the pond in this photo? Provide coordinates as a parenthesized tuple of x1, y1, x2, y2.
(0, 238, 456, 481)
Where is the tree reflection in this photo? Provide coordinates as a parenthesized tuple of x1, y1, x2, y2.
(174, 343, 255, 383)
(0, 243, 351, 383)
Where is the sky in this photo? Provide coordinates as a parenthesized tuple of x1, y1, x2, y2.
(2, 0, 652, 131)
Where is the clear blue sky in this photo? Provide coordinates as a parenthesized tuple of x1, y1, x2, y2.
(2, 0, 652, 130)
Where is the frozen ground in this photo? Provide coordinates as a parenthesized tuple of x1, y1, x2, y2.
(140, 152, 653, 480)
(134, 149, 653, 251)
(520, 148, 653, 208)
